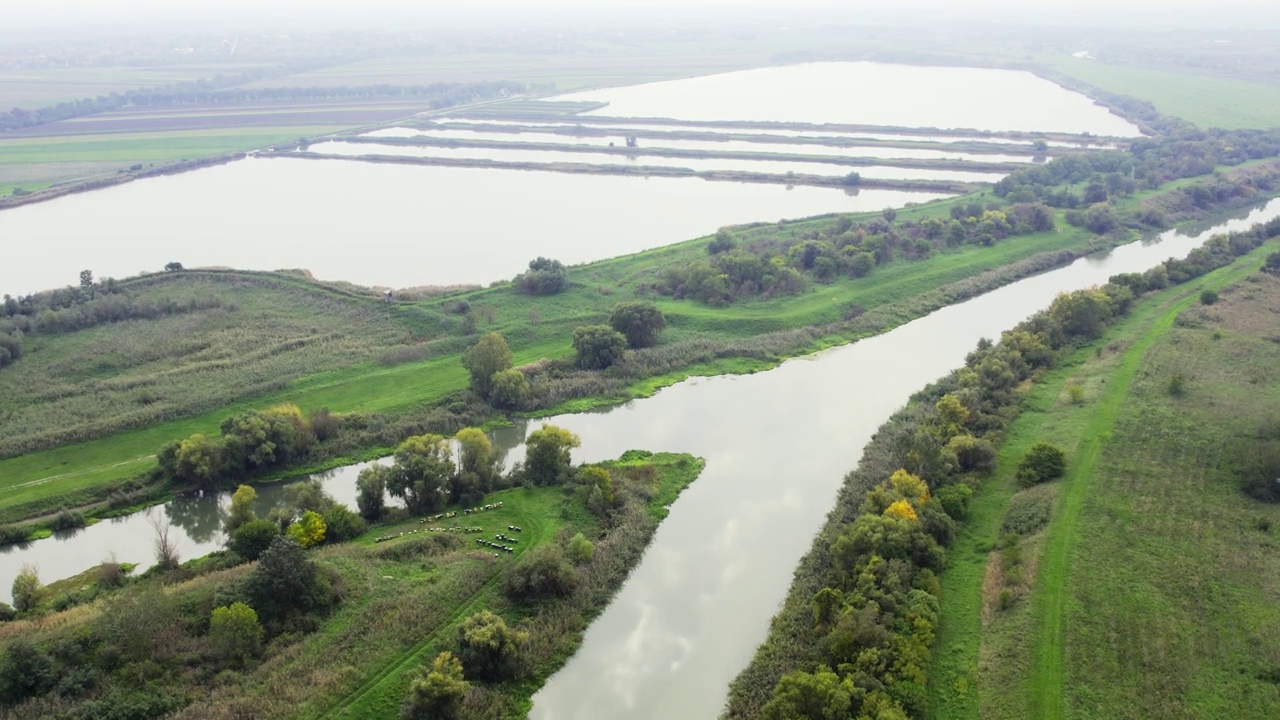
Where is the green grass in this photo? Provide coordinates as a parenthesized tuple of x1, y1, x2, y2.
(1049, 59, 1280, 129)
(928, 241, 1280, 719)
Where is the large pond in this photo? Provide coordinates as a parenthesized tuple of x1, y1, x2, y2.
(4, 200, 1277, 720)
(0, 157, 940, 297)
(552, 62, 1144, 137)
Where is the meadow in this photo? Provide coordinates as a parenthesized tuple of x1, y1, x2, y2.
(927, 245, 1280, 719)
(1049, 58, 1280, 130)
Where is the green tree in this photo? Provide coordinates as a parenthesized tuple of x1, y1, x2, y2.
(489, 368, 531, 410)
(286, 510, 327, 548)
(514, 257, 568, 295)
(390, 434, 456, 515)
(462, 332, 513, 399)
(243, 536, 330, 628)
(572, 324, 628, 370)
(0, 639, 55, 704)
(230, 518, 280, 561)
(453, 428, 499, 505)
(10, 564, 40, 613)
(321, 505, 366, 543)
(356, 464, 390, 522)
(1082, 202, 1120, 233)
(577, 465, 615, 517)
(456, 610, 528, 681)
(209, 602, 263, 667)
(761, 666, 853, 720)
(404, 651, 470, 720)
(523, 425, 580, 486)
(175, 433, 224, 488)
(502, 543, 579, 600)
(609, 301, 666, 348)
(1049, 287, 1113, 340)
(227, 484, 257, 533)
(1016, 441, 1067, 487)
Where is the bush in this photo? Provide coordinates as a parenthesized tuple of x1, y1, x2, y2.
(1167, 373, 1187, 397)
(462, 332, 513, 399)
(567, 532, 595, 564)
(489, 368, 531, 410)
(209, 602, 264, 667)
(1067, 382, 1086, 405)
(286, 510, 327, 548)
(514, 257, 567, 295)
(0, 639, 55, 703)
(456, 610, 527, 681)
(935, 484, 974, 521)
(1016, 441, 1066, 487)
(503, 543, 578, 600)
(0, 525, 27, 545)
(11, 564, 41, 613)
(1199, 288, 1219, 305)
(0, 603, 15, 622)
(50, 507, 86, 532)
(243, 536, 333, 629)
(572, 325, 628, 370)
(230, 519, 280, 561)
(1002, 488, 1054, 535)
(404, 651, 469, 720)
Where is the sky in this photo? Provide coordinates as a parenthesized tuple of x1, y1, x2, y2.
(5, 0, 1280, 36)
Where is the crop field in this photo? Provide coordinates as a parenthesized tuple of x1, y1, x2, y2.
(928, 245, 1280, 719)
(1050, 58, 1280, 129)
(0, 63, 273, 108)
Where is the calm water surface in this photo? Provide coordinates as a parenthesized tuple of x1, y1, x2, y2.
(0, 157, 938, 296)
(552, 62, 1143, 136)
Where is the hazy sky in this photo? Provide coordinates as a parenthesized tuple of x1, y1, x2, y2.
(5, 0, 1280, 37)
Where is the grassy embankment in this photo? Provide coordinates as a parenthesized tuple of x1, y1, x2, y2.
(0, 187, 1140, 525)
(928, 244, 1280, 718)
(1047, 58, 1280, 130)
(1, 450, 704, 720)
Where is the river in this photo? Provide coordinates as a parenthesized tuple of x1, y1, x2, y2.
(3, 201, 1278, 720)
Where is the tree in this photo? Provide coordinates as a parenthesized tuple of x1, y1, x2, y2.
(227, 484, 257, 533)
(610, 301, 666, 348)
(174, 433, 224, 488)
(572, 324, 628, 370)
(1016, 441, 1066, 487)
(165, 261, 184, 272)
(11, 564, 40, 613)
(209, 602, 263, 667)
(390, 434, 455, 515)
(1082, 202, 1120, 234)
(456, 610, 527, 681)
(523, 425, 580, 486)
(356, 464, 390, 522)
(489, 368, 531, 410)
(707, 229, 736, 255)
(404, 651, 469, 720)
(462, 332, 513, 399)
(1049, 288, 1113, 340)
(244, 536, 330, 628)
(760, 666, 853, 720)
(577, 465, 615, 517)
(230, 518, 280, 561)
(79, 269, 94, 293)
(514, 257, 567, 295)
(287, 510, 327, 548)
(322, 505, 366, 543)
(453, 428, 498, 505)
(150, 513, 180, 570)
(0, 639, 55, 704)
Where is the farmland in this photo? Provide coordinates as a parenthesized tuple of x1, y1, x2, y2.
(927, 246, 1280, 718)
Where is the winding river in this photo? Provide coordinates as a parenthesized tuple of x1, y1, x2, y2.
(3, 199, 1277, 719)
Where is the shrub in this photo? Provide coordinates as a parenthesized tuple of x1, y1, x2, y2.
(0, 602, 14, 622)
(572, 324, 628, 370)
(567, 533, 595, 564)
(243, 536, 333, 629)
(50, 507, 86, 532)
(1016, 441, 1066, 487)
(997, 588, 1015, 611)
(286, 510, 327, 548)
(503, 543, 578, 600)
(523, 425, 580, 487)
(1167, 373, 1187, 397)
(1002, 488, 1054, 535)
(404, 651, 469, 720)
(1199, 288, 1219, 305)
(1067, 382, 1086, 405)
(0, 639, 55, 703)
(209, 602, 264, 667)
(935, 484, 974, 521)
(456, 610, 527, 681)
(230, 519, 280, 561)
(462, 332, 513, 399)
(0, 525, 27, 545)
(489, 368, 531, 410)
(514, 257, 567, 295)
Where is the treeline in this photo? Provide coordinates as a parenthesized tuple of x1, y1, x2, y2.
(0, 79, 522, 132)
(657, 204, 1056, 305)
(723, 218, 1280, 719)
(996, 128, 1280, 208)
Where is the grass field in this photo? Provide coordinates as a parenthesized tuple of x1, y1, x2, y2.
(0, 190, 1122, 523)
(1050, 58, 1280, 130)
(928, 243, 1280, 718)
